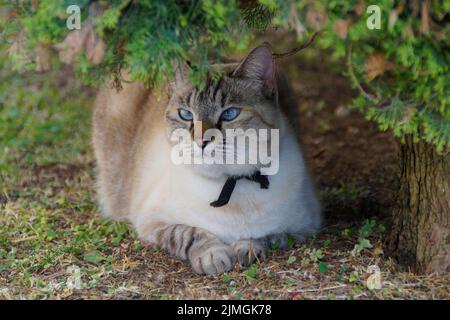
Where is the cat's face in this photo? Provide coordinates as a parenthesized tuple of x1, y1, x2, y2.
(165, 44, 280, 178)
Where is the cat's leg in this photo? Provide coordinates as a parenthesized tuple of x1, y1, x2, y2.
(141, 222, 236, 275)
(231, 239, 266, 268)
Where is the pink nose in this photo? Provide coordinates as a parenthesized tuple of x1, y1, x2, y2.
(192, 120, 214, 149)
(195, 138, 208, 149)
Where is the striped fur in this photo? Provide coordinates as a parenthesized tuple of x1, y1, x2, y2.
(147, 223, 234, 274)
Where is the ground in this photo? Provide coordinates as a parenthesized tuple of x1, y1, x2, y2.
(0, 50, 448, 300)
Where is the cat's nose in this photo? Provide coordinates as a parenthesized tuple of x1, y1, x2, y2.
(195, 136, 214, 149)
(193, 136, 206, 148)
(196, 139, 209, 149)
(193, 120, 214, 149)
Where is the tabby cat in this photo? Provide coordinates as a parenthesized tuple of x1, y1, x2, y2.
(93, 44, 321, 274)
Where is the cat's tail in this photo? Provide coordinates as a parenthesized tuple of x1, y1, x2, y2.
(92, 78, 149, 220)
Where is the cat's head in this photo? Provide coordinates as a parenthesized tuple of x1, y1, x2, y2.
(165, 43, 281, 178)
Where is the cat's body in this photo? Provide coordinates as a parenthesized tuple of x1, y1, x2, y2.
(93, 44, 321, 274)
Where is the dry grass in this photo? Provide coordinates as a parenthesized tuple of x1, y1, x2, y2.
(1, 168, 448, 300)
(0, 54, 448, 300)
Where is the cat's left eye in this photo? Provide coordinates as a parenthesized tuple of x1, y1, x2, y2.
(220, 107, 241, 121)
(178, 108, 193, 121)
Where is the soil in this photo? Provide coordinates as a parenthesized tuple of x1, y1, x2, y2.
(281, 55, 399, 224)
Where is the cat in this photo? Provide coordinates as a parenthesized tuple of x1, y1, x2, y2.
(92, 43, 322, 275)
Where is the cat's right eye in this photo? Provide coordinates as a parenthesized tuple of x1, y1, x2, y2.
(178, 109, 193, 121)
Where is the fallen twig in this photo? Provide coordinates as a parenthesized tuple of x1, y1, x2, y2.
(346, 42, 380, 103)
(12, 235, 38, 243)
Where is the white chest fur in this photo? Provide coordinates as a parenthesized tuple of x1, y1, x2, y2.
(130, 130, 320, 244)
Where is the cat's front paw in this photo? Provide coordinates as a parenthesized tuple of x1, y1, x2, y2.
(189, 244, 236, 275)
(231, 240, 266, 268)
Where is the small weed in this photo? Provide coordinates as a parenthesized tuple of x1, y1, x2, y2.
(283, 278, 296, 286)
(223, 273, 231, 284)
(244, 264, 258, 280)
(323, 239, 332, 247)
(309, 249, 324, 262)
(287, 255, 296, 265)
(318, 262, 329, 273)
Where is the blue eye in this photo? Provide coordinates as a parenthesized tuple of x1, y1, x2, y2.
(178, 109, 193, 121)
(220, 107, 241, 121)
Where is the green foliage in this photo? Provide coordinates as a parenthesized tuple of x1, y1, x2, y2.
(242, 2, 276, 30)
(309, 248, 324, 262)
(287, 255, 296, 264)
(352, 219, 377, 256)
(3, 0, 449, 149)
(83, 251, 107, 265)
(359, 219, 376, 238)
(252, 0, 450, 151)
(244, 263, 258, 279)
(313, 0, 449, 152)
(318, 261, 328, 273)
(4, 0, 248, 87)
(352, 238, 373, 256)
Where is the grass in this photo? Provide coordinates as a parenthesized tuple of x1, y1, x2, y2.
(0, 60, 448, 300)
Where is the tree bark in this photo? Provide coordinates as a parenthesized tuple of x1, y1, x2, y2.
(388, 136, 449, 274)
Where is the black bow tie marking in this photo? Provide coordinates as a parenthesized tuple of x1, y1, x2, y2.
(210, 171, 269, 208)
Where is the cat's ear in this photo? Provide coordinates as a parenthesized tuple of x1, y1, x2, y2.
(232, 43, 276, 99)
(169, 60, 190, 96)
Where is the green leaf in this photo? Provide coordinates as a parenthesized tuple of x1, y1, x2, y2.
(310, 249, 324, 262)
(283, 278, 296, 286)
(318, 262, 328, 273)
(223, 273, 231, 284)
(359, 219, 376, 238)
(300, 258, 310, 266)
(111, 235, 122, 244)
(244, 264, 258, 279)
(270, 241, 280, 250)
(133, 242, 143, 252)
(348, 271, 359, 283)
(287, 235, 296, 248)
(46, 230, 57, 241)
(352, 238, 373, 256)
(287, 255, 296, 265)
(83, 251, 106, 265)
(360, 238, 372, 249)
(323, 239, 332, 247)
(341, 228, 352, 237)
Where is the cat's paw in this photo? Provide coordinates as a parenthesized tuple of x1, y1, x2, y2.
(231, 240, 266, 268)
(189, 244, 236, 275)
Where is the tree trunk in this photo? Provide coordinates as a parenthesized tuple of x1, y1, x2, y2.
(388, 136, 449, 274)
